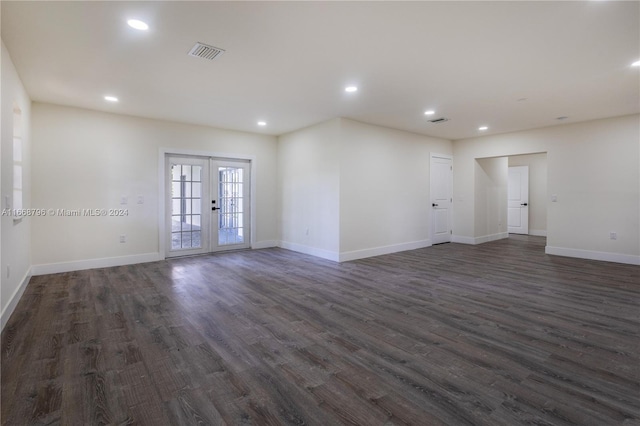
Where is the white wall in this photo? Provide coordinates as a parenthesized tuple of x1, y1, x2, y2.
(453, 115, 639, 264)
(339, 119, 452, 260)
(278, 118, 341, 260)
(509, 153, 547, 235)
(1, 41, 32, 328)
(31, 103, 278, 271)
(277, 117, 452, 261)
(474, 157, 508, 242)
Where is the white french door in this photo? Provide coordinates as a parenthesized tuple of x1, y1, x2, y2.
(166, 156, 251, 257)
(167, 156, 209, 257)
(211, 159, 251, 252)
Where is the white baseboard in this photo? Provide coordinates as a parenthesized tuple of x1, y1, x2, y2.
(452, 232, 508, 245)
(339, 239, 432, 262)
(545, 246, 640, 266)
(252, 240, 279, 250)
(32, 252, 163, 276)
(278, 241, 340, 262)
(451, 235, 475, 244)
(476, 232, 509, 244)
(31, 243, 282, 276)
(1, 267, 32, 331)
(529, 229, 547, 237)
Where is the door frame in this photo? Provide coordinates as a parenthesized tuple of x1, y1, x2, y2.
(158, 148, 256, 259)
(430, 153, 453, 245)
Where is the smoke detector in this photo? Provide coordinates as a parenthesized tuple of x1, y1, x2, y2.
(188, 42, 225, 61)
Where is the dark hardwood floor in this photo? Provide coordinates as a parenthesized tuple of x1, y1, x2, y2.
(2, 236, 639, 425)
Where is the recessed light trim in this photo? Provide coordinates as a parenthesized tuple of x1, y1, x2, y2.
(632, 60, 640, 67)
(127, 19, 149, 31)
(104, 95, 119, 102)
(345, 86, 358, 93)
(478, 126, 488, 131)
(424, 110, 435, 115)
(257, 121, 267, 126)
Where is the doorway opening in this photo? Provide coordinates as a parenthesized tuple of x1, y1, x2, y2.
(165, 155, 251, 258)
(508, 153, 547, 237)
(473, 152, 547, 246)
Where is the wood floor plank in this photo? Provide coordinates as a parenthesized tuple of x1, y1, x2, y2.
(2, 235, 639, 425)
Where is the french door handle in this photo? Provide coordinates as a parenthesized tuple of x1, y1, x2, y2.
(432, 203, 439, 207)
(212, 207, 220, 211)
(521, 203, 528, 206)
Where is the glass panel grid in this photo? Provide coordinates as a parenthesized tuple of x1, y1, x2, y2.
(218, 167, 245, 246)
(170, 163, 204, 250)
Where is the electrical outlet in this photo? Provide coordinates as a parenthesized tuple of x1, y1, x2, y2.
(609, 232, 617, 240)
(551, 194, 558, 202)
(120, 235, 127, 243)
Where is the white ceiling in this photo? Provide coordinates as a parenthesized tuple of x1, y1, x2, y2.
(2, 1, 639, 140)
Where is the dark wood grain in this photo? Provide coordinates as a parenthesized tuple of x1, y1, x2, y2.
(2, 235, 639, 425)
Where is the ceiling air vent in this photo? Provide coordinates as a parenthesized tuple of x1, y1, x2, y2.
(188, 42, 225, 61)
(429, 117, 450, 124)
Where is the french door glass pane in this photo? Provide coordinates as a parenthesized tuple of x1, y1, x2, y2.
(171, 163, 203, 250)
(218, 167, 244, 245)
(192, 182, 202, 198)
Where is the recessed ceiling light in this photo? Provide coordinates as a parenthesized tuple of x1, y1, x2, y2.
(127, 19, 149, 31)
(478, 126, 488, 131)
(104, 95, 119, 102)
(424, 110, 435, 115)
(257, 121, 267, 126)
(345, 86, 358, 93)
(632, 60, 640, 67)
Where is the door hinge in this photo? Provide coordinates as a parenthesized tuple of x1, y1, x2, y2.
(450, 230, 453, 234)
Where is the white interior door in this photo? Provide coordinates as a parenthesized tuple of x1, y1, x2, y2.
(508, 166, 529, 234)
(210, 159, 251, 252)
(430, 154, 453, 244)
(166, 156, 209, 257)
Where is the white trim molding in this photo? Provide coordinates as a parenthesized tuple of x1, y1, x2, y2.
(475, 232, 509, 244)
(252, 240, 279, 250)
(32, 252, 163, 276)
(452, 232, 508, 245)
(452, 235, 476, 244)
(545, 246, 640, 266)
(1, 267, 32, 331)
(339, 239, 432, 262)
(279, 241, 340, 262)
